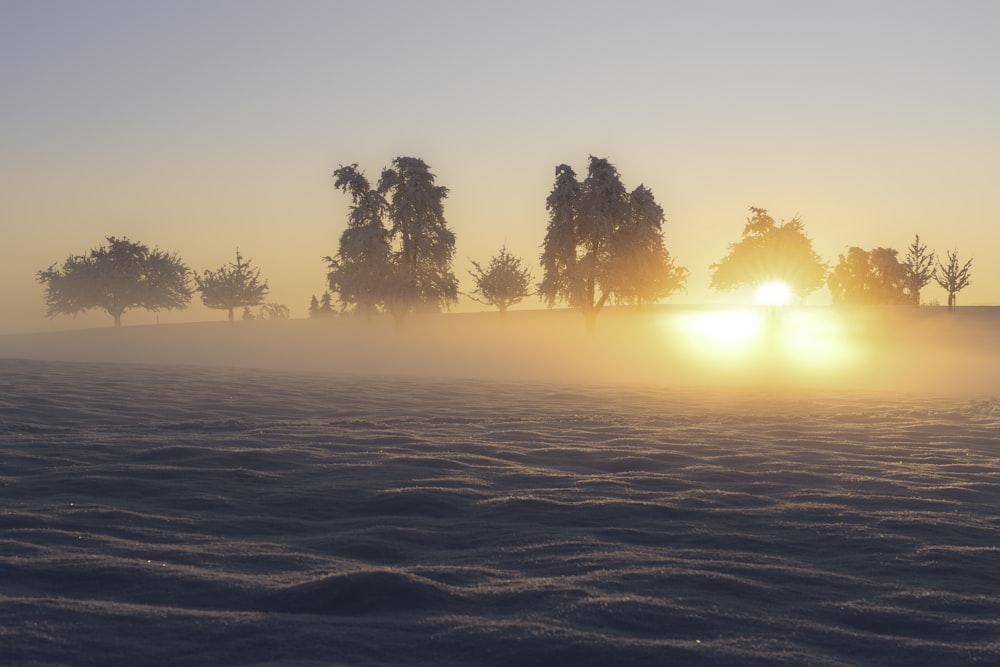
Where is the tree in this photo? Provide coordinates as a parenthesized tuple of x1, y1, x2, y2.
(327, 158, 459, 325)
(378, 156, 459, 321)
(308, 291, 336, 317)
(325, 164, 393, 318)
(37, 236, 191, 328)
(194, 250, 269, 322)
(827, 246, 906, 305)
(902, 235, 935, 306)
(710, 207, 827, 301)
(828, 246, 873, 304)
(258, 303, 290, 320)
(539, 156, 686, 328)
(935, 249, 972, 312)
(608, 185, 688, 307)
(468, 245, 534, 314)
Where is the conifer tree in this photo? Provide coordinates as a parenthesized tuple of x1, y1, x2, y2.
(902, 234, 936, 306)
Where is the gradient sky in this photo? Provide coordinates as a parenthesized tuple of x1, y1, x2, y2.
(2, 0, 998, 332)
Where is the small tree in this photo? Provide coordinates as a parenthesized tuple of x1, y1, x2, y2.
(902, 234, 935, 306)
(194, 250, 269, 322)
(710, 207, 827, 301)
(935, 250, 972, 312)
(468, 245, 534, 314)
(308, 292, 336, 317)
(258, 303, 290, 320)
(37, 236, 191, 328)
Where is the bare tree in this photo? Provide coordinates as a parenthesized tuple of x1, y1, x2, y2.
(258, 303, 290, 320)
(902, 235, 935, 306)
(934, 250, 972, 312)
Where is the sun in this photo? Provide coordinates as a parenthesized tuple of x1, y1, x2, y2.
(755, 281, 793, 307)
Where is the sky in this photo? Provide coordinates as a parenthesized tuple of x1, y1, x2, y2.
(2, 0, 998, 333)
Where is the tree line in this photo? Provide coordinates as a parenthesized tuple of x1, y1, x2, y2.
(37, 154, 975, 328)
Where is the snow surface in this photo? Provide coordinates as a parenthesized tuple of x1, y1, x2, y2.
(1, 351, 998, 666)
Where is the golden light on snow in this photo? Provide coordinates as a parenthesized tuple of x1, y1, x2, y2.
(669, 307, 860, 375)
(755, 281, 793, 307)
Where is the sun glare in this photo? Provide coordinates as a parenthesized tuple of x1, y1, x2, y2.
(670, 306, 861, 379)
(755, 281, 793, 307)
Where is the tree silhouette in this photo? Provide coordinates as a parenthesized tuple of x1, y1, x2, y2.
(308, 292, 336, 317)
(194, 250, 269, 322)
(710, 207, 826, 301)
(378, 157, 459, 322)
(828, 246, 906, 305)
(327, 158, 458, 325)
(326, 164, 393, 318)
(902, 235, 936, 306)
(935, 249, 972, 312)
(37, 236, 191, 328)
(539, 156, 686, 328)
(468, 245, 534, 315)
(258, 303, 290, 320)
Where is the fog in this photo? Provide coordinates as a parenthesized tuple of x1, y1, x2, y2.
(1, 306, 997, 397)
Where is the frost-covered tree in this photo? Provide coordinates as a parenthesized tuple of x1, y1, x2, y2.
(935, 249, 972, 312)
(326, 164, 393, 318)
(468, 245, 534, 314)
(608, 185, 689, 307)
(828, 246, 906, 305)
(37, 236, 191, 328)
(710, 207, 826, 301)
(902, 235, 935, 306)
(539, 156, 686, 328)
(194, 250, 269, 322)
(328, 158, 458, 325)
(378, 156, 459, 321)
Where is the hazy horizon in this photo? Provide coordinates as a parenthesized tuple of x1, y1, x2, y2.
(3, 1, 999, 334)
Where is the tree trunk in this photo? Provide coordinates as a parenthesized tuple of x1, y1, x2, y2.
(113, 311, 122, 328)
(948, 293, 956, 312)
(228, 307, 234, 323)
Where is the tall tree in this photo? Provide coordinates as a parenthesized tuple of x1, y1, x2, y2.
(194, 249, 269, 322)
(902, 234, 936, 306)
(378, 156, 459, 321)
(37, 236, 191, 328)
(609, 185, 689, 307)
(325, 164, 393, 318)
(468, 245, 534, 315)
(710, 207, 827, 301)
(328, 158, 458, 324)
(539, 156, 686, 328)
(935, 249, 972, 312)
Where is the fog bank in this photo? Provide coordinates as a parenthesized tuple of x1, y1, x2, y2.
(1, 306, 997, 395)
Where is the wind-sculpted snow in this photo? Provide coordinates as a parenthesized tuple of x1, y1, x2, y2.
(1, 358, 999, 665)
